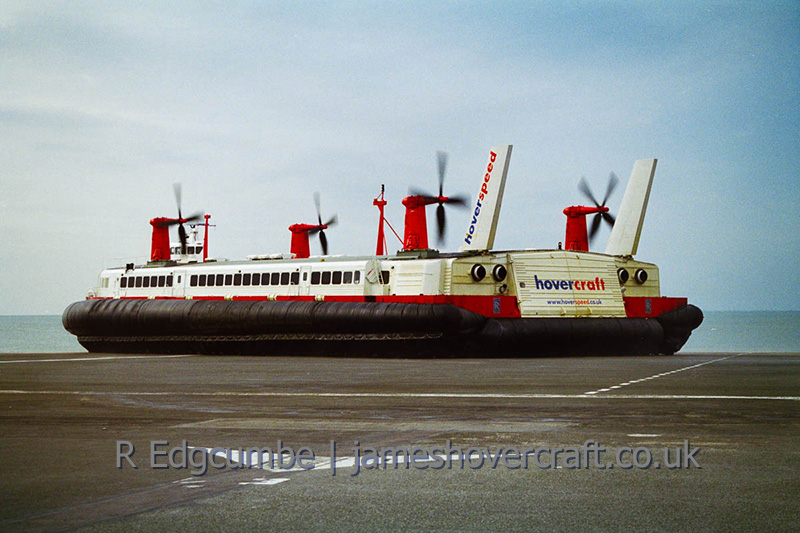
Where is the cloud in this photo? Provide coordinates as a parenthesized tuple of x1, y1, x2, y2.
(1, 1, 799, 313)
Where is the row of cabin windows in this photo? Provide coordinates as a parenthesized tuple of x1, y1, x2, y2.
(170, 246, 203, 255)
(188, 270, 364, 288)
(191, 272, 297, 287)
(310, 270, 362, 285)
(119, 269, 384, 290)
(120, 275, 174, 289)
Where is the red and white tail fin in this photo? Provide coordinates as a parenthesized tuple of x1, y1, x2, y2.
(459, 145, 513, 252)
(605, 158, 657, 257)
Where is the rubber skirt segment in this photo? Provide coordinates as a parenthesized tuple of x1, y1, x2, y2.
(63, 299, 703, 357)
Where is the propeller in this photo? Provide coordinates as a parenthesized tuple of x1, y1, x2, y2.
(167, 183, 203, 254)
(410, 151, 468, 244)
(578, 172, 618, 242)
(312, 192, 337, 255)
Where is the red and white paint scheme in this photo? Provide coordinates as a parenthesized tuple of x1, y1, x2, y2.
(65, 145, 704, 357)
(86, 148, 687, 322)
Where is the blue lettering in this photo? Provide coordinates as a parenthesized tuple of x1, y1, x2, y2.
(533, 276, 606, 292)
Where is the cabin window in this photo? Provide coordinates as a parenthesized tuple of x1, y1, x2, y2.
(343, 271, 352, 284)
(242, 273, 251, 286)
(252, 273, 261, 286)
(303, 272, 308, 281)
(121, 277, 128, 288)
(158, 275, 165, 287)
(150, 276, 157, 287)
(167, 275, 174, 287)
(143, 276, 150, 288)
(199, 274, 207, 287)
(216, 274, 224, 286)
(190, 275, 198, 287)
(354, 271, 361, 284)
(321, 271, 331, 285)
(177, 275, 181, 284)
(135, 276, 142, 288)
(234, 273, 242, 286)
(280, 272, 290, 285)
(311, 272, 321, 285)
(271, 272, 280, 285)
(332, 271, 342, 285)
(381, 271, 390, 284)
(224, 274, 232, 285)
(291, 272, 299, 285)
(261, 273, 270, 286)
(207, 274, 215, 287)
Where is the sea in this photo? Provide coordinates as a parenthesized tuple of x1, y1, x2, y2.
(0, 312, 798, 354)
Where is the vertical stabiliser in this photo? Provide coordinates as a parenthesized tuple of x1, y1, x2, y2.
(460, 145, 513, 252)
(605, 159, 657, 257)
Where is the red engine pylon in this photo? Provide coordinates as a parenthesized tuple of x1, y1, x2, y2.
(563, 173, 618, 252)
(402, 151, 467, 251)
(289, 193, 337, 259)
(149, 184, 202, 261)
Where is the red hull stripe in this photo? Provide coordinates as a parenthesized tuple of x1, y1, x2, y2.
(90, 295, 688, 319)
(623, 296, 687, 318)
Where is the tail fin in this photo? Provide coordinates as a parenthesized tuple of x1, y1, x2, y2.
(459, 145, 513, 252)
(605, 158, 657, 257)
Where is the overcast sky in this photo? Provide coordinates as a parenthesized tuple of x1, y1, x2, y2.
(1, 1, 798, 314)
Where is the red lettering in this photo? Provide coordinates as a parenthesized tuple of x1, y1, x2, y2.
(481, 183, 488, 195)
(490, 151, 497, 163)
(487, 163, 493, 172)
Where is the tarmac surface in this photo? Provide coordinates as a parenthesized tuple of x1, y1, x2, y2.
(0, 352, 798, 532)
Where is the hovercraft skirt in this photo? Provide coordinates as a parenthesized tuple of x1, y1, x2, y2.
(62, 299, 702, 357)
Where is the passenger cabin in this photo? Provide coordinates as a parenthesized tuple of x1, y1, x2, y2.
(90, 250, 663, 320)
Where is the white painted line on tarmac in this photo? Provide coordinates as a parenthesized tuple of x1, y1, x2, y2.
(0, 389, 797, 401)
(0, 354, 196, 364)
(240, 478, 290, 486)
(173, 478, 206, 489)
(583, 354, 744, 396)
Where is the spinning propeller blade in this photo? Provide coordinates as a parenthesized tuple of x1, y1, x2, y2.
(313, 192, 337, 255)
(409, 151, 468, 245)
(578, 172, 619, 244)
(172, 183, 202, 254)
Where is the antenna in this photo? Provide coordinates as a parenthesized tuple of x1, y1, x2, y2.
(373, 185, 403, 255)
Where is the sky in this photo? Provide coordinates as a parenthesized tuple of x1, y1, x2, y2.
(1, 1, 798, 314)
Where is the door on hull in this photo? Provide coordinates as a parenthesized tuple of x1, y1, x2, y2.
(172, 270, 186, 298)
(299, 266, 312, 296)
